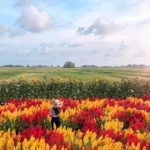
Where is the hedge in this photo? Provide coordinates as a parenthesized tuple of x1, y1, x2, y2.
(0, 79, 150, 101)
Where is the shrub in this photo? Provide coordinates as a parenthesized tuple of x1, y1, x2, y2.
(0, 79, 149, 101)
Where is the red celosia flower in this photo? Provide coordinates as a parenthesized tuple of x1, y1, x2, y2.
(45, 129, 68, 150)
(114, 111, 145, 130)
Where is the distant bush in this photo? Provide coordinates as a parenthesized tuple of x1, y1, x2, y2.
(63, 61, 75, 68)
(0, 79, 149, 101)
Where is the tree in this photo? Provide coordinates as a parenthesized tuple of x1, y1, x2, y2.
(63, 61, 75, 68)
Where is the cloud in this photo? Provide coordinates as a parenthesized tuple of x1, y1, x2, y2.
(119, 41, 129, 51)
(68, 43, 83, 48)
(40, 43, 55, 55)
(0, 24, 11, 36)
(24, 49, 30, 54)
(77, 18, 118, 36)
(17, 6, 54, 32)
(15, 0, 34, 7)
(18, 49, 31, 57)
(104, 50, 114, 58)
(134, 50, 146, 57)
(114, 41, 129, 57)
(0, 24, 25, 37)
(40, 43, 54, 48)
(128, 0, 147, 5)
(59, 42, 68, 47)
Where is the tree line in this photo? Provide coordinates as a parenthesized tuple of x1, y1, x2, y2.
(0, 62, 149, 68)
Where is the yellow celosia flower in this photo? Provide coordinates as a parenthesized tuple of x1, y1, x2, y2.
(104, 119, 124, 131)
(136, 131, 150, 141)
(97, 136, 123, 150)
(126, 143, 141, 150)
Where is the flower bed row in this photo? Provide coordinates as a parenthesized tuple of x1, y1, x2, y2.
(0, 96, 150, 150)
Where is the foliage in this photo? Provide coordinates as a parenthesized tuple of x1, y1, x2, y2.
(0, 79, 149, 101)
(63, 61, 75, 68)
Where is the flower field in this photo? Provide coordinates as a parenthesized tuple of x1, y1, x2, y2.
(0, 96, 150, 150)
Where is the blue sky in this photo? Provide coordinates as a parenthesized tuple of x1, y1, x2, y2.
(0, 0, 150, 66)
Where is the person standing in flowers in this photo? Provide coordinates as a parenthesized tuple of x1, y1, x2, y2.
(50, 99, 63, 130)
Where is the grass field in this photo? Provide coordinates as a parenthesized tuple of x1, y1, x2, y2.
(0, 67, 150, 81)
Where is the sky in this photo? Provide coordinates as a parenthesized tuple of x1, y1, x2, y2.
(0, 0, 150, 66)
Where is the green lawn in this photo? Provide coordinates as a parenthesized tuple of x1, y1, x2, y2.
(0, 67, 150, 82)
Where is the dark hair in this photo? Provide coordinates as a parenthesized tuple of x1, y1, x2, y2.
(53, 107, 61, 115)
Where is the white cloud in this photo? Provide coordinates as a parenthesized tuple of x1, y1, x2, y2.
(17, 6, 54, 32)
(134, 50, 146, 58)
(15, 0, 34, 7)
(0, 24, 11, 36)
(127, 0, 147, 5)
(119, 41, 129, 51)
(77, 18, 118, 36)
(18, 49, 31, 56)
(0, 24, 24, 37)
(68, 43, 83, 48)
